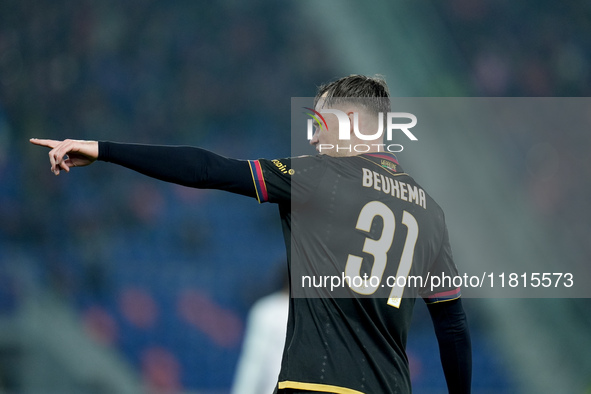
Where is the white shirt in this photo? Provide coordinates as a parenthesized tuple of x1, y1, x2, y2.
(231, 291, 289, 394)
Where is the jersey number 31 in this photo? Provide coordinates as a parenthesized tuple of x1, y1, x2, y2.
(344, 201, 419, 308)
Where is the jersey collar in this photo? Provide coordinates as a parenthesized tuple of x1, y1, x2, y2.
(362, 152, 403, 173)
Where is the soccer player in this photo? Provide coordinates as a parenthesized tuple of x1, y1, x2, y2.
(31, 75, 471, 394)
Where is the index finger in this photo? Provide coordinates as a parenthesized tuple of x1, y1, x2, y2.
(29, 138, 60, 149)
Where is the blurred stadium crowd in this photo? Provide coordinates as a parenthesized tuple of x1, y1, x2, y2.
(433, 0, 591, 283)
(0, 0, 590, 393)
(1, 0, 336, 391)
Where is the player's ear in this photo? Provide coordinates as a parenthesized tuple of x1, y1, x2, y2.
(347, 111, 355, 134)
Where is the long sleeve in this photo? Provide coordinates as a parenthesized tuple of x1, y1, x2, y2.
(98, 141, 256, 198)
(427, 298, 472, 393)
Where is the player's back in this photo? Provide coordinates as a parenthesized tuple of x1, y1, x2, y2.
(278, 152, 458, 394)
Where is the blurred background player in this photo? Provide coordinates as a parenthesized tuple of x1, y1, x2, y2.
(231, 268, 289, 394)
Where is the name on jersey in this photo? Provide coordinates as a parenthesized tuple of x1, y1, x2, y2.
(362, 168, 426, 209)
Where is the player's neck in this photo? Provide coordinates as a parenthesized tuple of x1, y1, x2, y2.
(326, 139, 387, 157)
(351, 143, 387, 156)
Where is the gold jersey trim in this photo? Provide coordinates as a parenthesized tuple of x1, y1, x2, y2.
(278, 380, 366, 394)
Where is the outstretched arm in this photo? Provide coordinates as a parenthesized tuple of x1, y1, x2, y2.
(427, 298, 472, 394)
(30, 139, 256, 198)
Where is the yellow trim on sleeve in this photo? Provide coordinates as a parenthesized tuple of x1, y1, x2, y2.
(247, 160, 263, 204)
(424, 295, 462, 305)
(278, 380, 366, 394)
